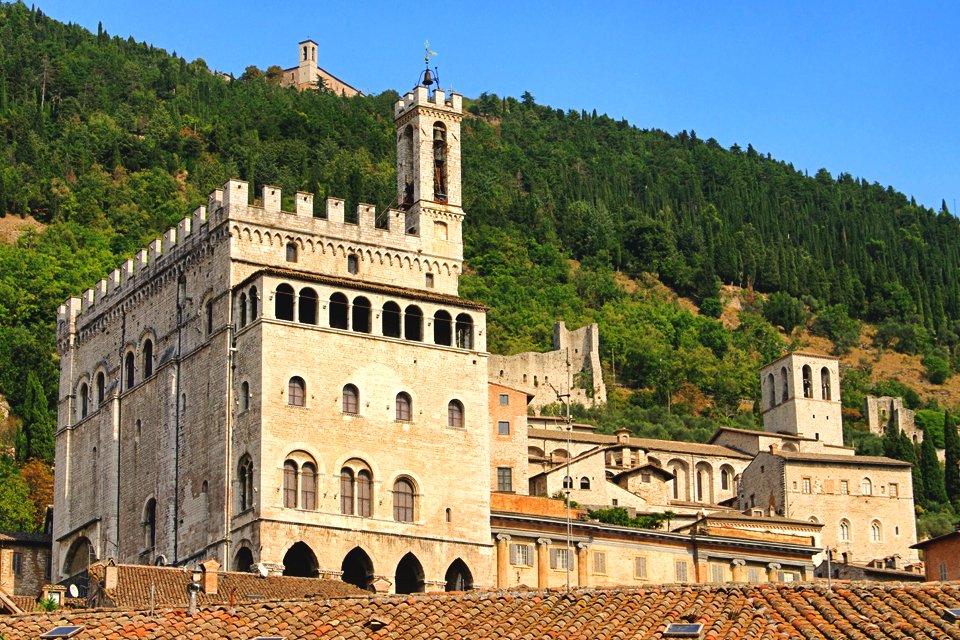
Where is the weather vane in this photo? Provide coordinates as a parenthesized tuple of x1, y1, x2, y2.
(419, 40, 440, 89)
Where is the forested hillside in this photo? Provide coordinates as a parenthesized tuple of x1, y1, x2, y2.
(3, 2, 960, 531)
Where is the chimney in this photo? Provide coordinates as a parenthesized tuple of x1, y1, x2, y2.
(200, 558, 220, 595)
(104, 561, 119, 590)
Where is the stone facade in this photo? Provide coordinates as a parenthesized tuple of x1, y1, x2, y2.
(54, 81, 491, 593)
(489, 322, 606, 410)
(281, 40, 360, 96)
(0, 534, 51, 598)
(864, 395, 920, 443)
(759, 353, 843, 447)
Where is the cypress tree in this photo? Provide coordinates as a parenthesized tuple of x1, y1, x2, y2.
(920, 430, 947, 506)
(944, 410, 960, 503)
(20, 372, 53, 463)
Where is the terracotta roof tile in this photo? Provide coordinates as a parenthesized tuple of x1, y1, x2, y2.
(1, 583, 960, 639)
(775, 451, 912, 467)
(527, 429, 752, 459)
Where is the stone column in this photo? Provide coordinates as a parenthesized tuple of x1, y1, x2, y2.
(495, 534, 511, 588)
(536, 538, 551, 589)
(576, 542, 590, 587)
(731, 558, 747, 583)
(766, 562, 781, 583)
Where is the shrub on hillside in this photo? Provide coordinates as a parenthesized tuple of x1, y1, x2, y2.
(810, 305, 860, 354)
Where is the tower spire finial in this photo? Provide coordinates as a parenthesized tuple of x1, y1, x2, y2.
(420, 41, 439, 88)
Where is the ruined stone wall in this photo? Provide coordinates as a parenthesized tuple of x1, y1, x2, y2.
(864, 396, 920, 442)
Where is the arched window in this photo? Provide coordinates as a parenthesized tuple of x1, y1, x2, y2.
(96, 372, 105, 405)
(562, 476, 573, 489)
(288, 377, 305, 407)
(839, 519, 850, 541)
(396, 392, 412, 422)
(434, 310, 452, 346)
(861, 477, 872, 496)
(340, 468, 354, 515)
(821, 367, 831, 400)
(871, 520, 882, 542)
(283, 460, 298, 508)
(329, 292, 349, 329)
(144, 499, 157, 549)
(433, 121, 448, 202)
(250, 286, 258, 320)
(455, 314, 474, 349)
(301, 462, 317, 510)
(766, 373, 775, 408)
(143, 339, 153, 378)
(357, 470, 373, 517)
(382, 302, 401, 338)
(342, 384, 359, 414)
(238, 455, 254, 511)
(275, 284, 295, 321)
(802, 365, 813, 398)
(447, 400, 464, 428)
(240, 381, 250, 412)
(404, 305, 423, 341)
(79, 382, 89, 419)
(393, 478, 415, 522)
(286, 242, 298, 262)
(721, 468, 729, 491)
(352, 296, 371, 333)
(400, 125, 415, 207)
(780, 366, 788, 402)
(580, 476, 591, 490)
(299, 288, 318, 324)
(125, 352, 135, 390)
(239, 293, 248, 327)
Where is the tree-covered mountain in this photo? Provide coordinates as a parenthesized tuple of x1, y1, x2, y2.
(1, 1, 959, 463)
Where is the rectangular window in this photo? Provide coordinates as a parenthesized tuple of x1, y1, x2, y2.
(205, 300, 214, 335)
(497, 467, 513, 493)
(634, 556, 647, 579)
(748, 567, 761, 583)
(710, 563, 725, 583)
(12, 552, 22, 577)
(941, 562, 948, 581)
(499, 393, 509, 406)
(509, 543, 533, 566)
(889, 483, 898, 497)
(549, 548, 570, 570)
(498, 421, 510, 435)
(675, 560, 688, 582)
(840, 480, 849, 495)
(802, 477, 811, 494)
(641, 473, 651, 483)
(357, 473, 372, 517)
(593, 552, 607, 574)
(347, 254, 359, 274)
(425, 273, 434, 288)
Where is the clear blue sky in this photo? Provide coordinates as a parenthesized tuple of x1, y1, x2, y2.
(36, 0, 960, 212)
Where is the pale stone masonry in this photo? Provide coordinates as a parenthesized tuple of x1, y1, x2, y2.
(54, 81, 490, 593)
(281, 39, 360, 96)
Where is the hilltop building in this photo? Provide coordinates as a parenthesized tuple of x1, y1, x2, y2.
(280, 39, 359, 96)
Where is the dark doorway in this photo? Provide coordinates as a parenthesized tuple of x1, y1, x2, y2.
(341, 547, 375, 592)
(444, 558, 473, 592)
(395, 552, 425, 594)
(234, 547, 254, 572)
(282, 542, 319, 577)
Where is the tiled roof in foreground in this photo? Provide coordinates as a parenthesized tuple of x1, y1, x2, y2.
(2, 583, 960, 639)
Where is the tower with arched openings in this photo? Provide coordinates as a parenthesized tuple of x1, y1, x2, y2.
(759, 352, 843, 448)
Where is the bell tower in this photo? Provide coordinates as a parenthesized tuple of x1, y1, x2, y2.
(394, 61, 464, 263)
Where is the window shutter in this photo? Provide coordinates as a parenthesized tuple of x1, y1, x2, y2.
(549, 548, 558, 569)
(509, 544, 518, 565)
(635, 557, 647, 578)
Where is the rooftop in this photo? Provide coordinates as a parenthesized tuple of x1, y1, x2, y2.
(527, 429, 752, 459)
(773, 451, 912, 467)
(1, 583, 959, 639)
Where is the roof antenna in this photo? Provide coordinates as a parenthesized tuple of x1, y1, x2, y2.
(418, 40, 440, 94)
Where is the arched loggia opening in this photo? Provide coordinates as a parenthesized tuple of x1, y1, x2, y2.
(444, 558, 473, 592)
(341, 547, 374, 592)
(63, 536, 94, 579)
(395, 552, 425, 594)
(233, 547, 254, 572)
(282, 541, 319, 577)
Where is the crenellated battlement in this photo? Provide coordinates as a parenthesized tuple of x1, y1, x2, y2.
(394, 85, 462, 120)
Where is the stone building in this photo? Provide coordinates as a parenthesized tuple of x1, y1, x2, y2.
(54, 80, 490, 593)
(281, 40, 359, 95)
(0, 532, 51, 600)
(864, 395, 920, 443)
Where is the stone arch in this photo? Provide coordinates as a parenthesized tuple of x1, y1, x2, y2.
(780, 366, 789, 402)
(233, 546, 254, 572)
(444, 558, 473, 591)
(695, 461, 714, 503)
(282, 541, 319, 577)
(341, 547, 375, 592)
(63, 536, 94, 579)
(242, 227, 251, 241)
(719, 464, 736, 493)
(766, 373, 776, 409)
(781, 442, 798, 452)
(395, 552, 425, 594)
(667, 459, 689, 501)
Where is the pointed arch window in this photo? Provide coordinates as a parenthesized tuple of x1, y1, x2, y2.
(839, 519, 850, 541)
(143, 339, 153, 378)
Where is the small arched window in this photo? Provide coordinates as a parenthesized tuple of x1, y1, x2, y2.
(396, 392, 412, 422)
(404, 305, 423, 341)
(286, 242, 298, 263)
(433, 310, 452, 346)
(580, 476, 591, 490)
(861, 477, 873, 496)
(329, 292, 349, 329)
(250, 286, 259, 320)
(299, 288, 318, 325)
(342, 384, 359, 414)
(766, 373, 775, 408)
(382, 302, 401, 338)
(839, 519, 850, 541)
(821, 367, 832, 400)
(239, 293, 248, 327)
(721, 469, 729, 490)
(288, 377, 305, 407)
(393, 478, 415, 522)
(238, 455, 254, 511)
(301, 462, 317, 510)
(352, 296, 371, 333)
(143, 339, 153, 378)
(802, 364, 813, 398)
(79, 382, 89, 419)
(871, 520, 882, 542)
(96, 372, 105, 405)
(240, 381, 250, 412)
(275, 284, 295, 321)
(283, 460, 298, 508)
(447, 400, 464, 428)
(144, 498, 157, 549)
(780, 366, 788, 402)
(455, 314, 474, 349)
(125, 352, 135, 390)
(562, 476, 573, 489)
